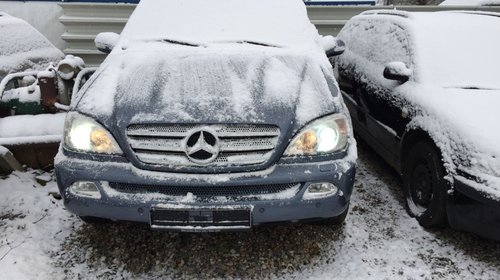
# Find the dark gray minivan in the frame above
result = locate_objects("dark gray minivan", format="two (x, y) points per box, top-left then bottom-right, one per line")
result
(55, 0), (357, 231)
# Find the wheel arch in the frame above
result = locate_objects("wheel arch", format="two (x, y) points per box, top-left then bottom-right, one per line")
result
(400, 128), (443, 174)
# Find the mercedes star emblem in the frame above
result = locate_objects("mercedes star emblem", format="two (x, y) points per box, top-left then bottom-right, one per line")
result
(184, 128), (220, 164)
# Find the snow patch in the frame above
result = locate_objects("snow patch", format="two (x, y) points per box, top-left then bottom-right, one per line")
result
(0, 113), (66, 145)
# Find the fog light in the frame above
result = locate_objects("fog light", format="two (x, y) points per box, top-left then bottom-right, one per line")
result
(69, 181), (101, 199)
(303, 182), (338, 200)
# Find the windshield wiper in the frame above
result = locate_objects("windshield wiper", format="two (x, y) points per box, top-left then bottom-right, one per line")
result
(157, 38), (202, 47)
(446, 86), (499, 91)
(237, 40), (280, 48)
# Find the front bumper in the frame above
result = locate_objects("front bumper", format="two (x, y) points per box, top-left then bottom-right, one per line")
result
(448, 176), (500, 241)
(55, 150), (356, 230)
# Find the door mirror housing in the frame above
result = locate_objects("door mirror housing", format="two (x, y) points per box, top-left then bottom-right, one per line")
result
(383, 62), (412, 83)
(95, 32), (120, 54)
(322, 36), (346, 57)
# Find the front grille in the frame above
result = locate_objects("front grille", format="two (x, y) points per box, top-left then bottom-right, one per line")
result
(107, 182), (300, 198)
(126, 124), (280, 168)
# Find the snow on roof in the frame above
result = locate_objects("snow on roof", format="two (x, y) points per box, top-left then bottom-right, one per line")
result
(347, 10), (500, 88)
(410, 12), (500, 89)
(119, 0), (321, 49)
(0, 12), (64, 80)
(440, 0), (500, 5)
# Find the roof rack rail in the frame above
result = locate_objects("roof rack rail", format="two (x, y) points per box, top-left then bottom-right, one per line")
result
(360, 9), (411, 18)
(442, 10), (500, 18)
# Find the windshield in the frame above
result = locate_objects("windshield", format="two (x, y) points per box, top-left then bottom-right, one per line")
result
(415, 13), (500, 89)
(119, 0), (320, 50)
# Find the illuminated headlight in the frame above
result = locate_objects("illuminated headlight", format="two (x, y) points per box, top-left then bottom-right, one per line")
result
(63, 112), (122, 154)
(284, 114), (349, 156)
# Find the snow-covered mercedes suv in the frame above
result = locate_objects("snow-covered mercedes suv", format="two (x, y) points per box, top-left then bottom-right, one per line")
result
(55, 0), (357, 231)
(336, 10), (500, 240)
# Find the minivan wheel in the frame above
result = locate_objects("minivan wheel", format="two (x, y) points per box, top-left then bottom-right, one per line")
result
(402, 141), (448, 228)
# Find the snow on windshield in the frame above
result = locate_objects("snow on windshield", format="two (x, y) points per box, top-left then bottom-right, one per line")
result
(413, 12), (500, 89)
(119, 0), (321, 49)
(0, 12), (63, 80)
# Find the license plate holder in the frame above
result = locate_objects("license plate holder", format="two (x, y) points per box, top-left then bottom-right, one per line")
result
(150, 204), (253, 232)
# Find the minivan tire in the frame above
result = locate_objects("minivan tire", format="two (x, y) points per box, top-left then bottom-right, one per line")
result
(402, 141), (448, 228)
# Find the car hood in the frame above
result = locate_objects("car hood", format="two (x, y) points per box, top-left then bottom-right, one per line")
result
(75, 46), (340, 133)
(403, 86), (500, 157)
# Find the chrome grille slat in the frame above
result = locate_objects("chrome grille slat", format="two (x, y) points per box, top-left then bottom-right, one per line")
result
(129, 137), (277, 153)
(127, 124), (280, 138)
(128, 137), (184, 152)
(219, 138), (276, 152)
(126, 124), (280, 168)
(135, 150), (273, 166)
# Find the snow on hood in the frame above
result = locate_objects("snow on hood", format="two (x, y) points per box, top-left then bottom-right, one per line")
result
(75, 44), (340, 129)
(403, 86), (500, 157)
(118, 0), (321, 50)
(0, 12), (64, 81)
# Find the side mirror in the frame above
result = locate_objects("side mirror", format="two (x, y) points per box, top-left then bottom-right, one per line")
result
(383, 62), (412, 83)
(322, 36), (346, 57)
(95, 32), (120, 54)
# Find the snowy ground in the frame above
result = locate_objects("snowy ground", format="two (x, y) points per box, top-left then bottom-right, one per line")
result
(1, 140), (499, 279)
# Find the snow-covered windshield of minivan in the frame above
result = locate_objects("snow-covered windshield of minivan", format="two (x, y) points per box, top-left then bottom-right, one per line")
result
(415, 13), (500, 89)
(119, 0), (320, 50)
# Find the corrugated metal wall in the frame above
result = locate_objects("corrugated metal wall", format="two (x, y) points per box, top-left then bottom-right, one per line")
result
(59, 3), (500, 66)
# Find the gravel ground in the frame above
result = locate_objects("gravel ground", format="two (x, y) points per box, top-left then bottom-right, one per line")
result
(1, 140), (500, 279)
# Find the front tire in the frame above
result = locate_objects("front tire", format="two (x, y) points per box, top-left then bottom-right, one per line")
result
(402, 141), (448, 228)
